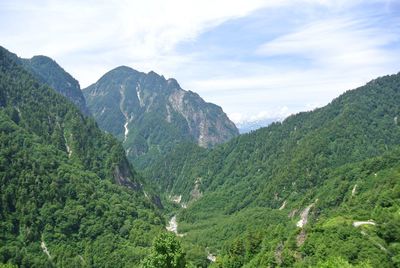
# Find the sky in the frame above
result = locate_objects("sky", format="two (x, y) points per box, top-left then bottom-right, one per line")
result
(1, 0), (400, 124)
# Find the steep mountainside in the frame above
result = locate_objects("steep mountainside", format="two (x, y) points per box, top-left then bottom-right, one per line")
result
(0, 46), (163, 267)
(146, 73), (400, 266)
(21, 55), (90, 115)
(83, 66), (238, 167)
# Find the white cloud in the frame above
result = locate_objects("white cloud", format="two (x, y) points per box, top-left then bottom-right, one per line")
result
(0, 0), (289, 86)
(185, 10), (400, 123)
(1, 0), (399, 123)
(257, 16), (399, 68)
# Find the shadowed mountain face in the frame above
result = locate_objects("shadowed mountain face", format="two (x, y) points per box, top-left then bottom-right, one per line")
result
(83, 66), (238, 167)
(21, 55), (90, 115)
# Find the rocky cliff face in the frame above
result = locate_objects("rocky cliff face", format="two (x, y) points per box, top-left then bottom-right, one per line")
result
(21, 55), (90, 115)
(83, 66), (238, 166)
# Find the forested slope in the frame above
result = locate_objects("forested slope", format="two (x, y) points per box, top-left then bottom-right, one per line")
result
(0, 46), (164, 267)
(147, 73), (400, 267)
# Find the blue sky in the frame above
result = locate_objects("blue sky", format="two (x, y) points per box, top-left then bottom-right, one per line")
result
(1, 0), (400, 123)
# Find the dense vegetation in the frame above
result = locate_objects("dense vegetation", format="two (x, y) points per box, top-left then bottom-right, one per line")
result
(144, 73), (400, 266)
(142, 232), (186, 268)
(1, 43), (400, 267)
(208, 148), (400, 267)
(0, 46), (164, 267)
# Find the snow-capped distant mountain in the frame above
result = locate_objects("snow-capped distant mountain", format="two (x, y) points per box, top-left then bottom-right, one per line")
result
(236, 118), (280, 133)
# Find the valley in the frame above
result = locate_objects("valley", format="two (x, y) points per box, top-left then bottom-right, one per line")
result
(0, 44), (399, 268)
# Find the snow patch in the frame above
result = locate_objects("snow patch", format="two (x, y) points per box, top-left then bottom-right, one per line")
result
(279, 200), (287, 210)
(296, 200), (317, 228)
(123, 121), (129, 141)
(353, 220), (376, 227)
(351, 184), (357, 196)
(295, 200), (317, 246)
(207, 251), (216, 262)
(166, 216), (185, 237)
(41, 241), (51, 259)
(64, 133), (72, 157)
(65, 143), (72, 157)
(136, 85), (144, 107)
(119, 85), (131, 142)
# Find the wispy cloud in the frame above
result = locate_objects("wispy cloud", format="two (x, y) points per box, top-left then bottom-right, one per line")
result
(1, 0), (399, 124)
(0, 0), (283, 85)
(257, 16), (399, 67)
(181, 2), (400, 123)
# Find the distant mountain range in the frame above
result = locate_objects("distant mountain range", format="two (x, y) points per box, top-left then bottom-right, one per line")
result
(236, 117), (281, 133)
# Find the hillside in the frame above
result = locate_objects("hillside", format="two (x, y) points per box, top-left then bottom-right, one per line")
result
(147, 73), (400, 266)
(83, 66), (238, 168)
(21, 55), (90, 115)
(2, 42), (399, 267)
(0, 46), (164, 267)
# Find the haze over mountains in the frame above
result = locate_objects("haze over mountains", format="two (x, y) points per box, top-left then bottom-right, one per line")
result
(236, 117), (280, 133)
(0, 44), (399, 268)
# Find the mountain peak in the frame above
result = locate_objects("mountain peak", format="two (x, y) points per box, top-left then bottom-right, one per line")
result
(20, 54), (90, 115)
(147, 70), (159, 76)
(83, 66), (239, 167)
(167, 78), (180, 89)
(30, 55), (55, 63)
(108, 65), (142, 76)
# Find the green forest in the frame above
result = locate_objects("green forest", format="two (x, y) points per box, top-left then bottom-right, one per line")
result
(0, 47), (164, 267)
(0, 43), (399, 268)
(148, 73), (400, 267)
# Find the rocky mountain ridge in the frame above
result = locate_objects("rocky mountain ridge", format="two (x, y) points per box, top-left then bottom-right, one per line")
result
(83, 66), (238, 166)
(21, 55), (90, 115)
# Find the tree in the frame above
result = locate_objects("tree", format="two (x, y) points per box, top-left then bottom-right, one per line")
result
(313, 257), (372, 268)
(142, 232), (186, 268)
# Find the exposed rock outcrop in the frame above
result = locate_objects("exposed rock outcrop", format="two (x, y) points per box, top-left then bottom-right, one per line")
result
(113, 158), (141, 191)
(83, 66), (238, 165)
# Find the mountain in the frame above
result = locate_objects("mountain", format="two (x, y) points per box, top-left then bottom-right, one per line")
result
(83, 66), (238, 167)
(2, 42), (399, 267)
(21, 55), (90, 115)
(0, 46), (164, 267)
(236, 117), (280, 133)
(147, 73), (400, 266)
